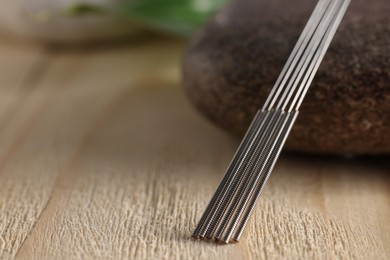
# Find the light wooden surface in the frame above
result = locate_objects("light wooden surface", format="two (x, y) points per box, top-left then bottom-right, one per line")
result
(0, 37), (389, 260)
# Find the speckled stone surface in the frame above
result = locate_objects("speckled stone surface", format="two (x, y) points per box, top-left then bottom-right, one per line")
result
(183, 0), (390, 155)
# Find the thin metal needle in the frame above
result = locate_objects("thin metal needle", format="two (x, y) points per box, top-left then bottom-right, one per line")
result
(214, 112), (286, 241)
(199, 111), (273, 238)
(291, 0), (351, 112)
(204, 111), (280, 238)
(219, 113), (291, 243)
(192, 111), (264, 238)
(232, 111), (299, 241)
(263, 0), (329, 110)
(276, 0), (340, 111)
(192, 0), (350, 244)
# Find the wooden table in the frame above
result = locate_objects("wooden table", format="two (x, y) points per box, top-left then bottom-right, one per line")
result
(0, 37), (389, 259)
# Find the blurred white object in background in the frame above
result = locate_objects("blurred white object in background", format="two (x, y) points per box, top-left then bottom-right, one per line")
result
(0, 0), (138, 43)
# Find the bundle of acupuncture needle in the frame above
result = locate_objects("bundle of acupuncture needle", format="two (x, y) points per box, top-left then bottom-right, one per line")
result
(192, 0), (351, 244)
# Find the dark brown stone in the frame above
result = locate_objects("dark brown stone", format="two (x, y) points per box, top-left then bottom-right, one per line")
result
(183, 0), (390, 155)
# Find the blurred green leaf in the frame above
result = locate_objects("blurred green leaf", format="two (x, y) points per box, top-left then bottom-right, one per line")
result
(65, 0), (227, 36)
(64, 3), (106, 16)
(121, 0), (227, 36)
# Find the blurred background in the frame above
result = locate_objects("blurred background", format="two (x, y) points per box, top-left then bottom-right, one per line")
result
(0, 0), (225, 43)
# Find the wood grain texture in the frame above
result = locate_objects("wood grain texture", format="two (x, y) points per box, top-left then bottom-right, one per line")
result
(0, 38), (389, 260)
